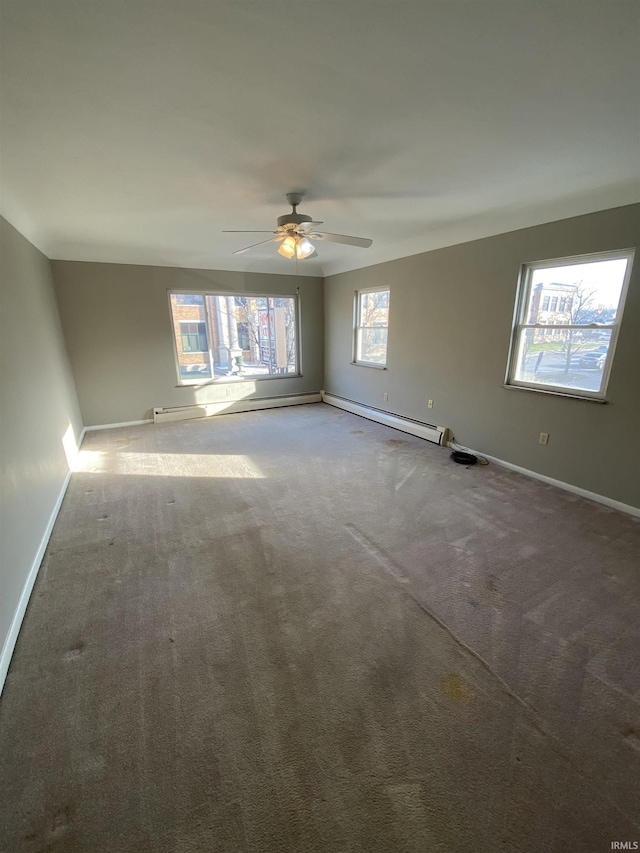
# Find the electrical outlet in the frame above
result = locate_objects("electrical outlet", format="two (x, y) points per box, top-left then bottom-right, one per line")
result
(428, 399), (434, 409)
(539, 432), (549, 445)
(226, 388), (232, 397)
(383, 392), (388, 401)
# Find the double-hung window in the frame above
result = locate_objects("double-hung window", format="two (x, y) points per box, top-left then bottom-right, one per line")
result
(169, 292), (299, 384)
(354, 287), (390, 367)
(506, 250), (634, 400)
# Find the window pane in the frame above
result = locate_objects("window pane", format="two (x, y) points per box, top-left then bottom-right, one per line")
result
(218, 296), (297, 377)
(271, 297), (298, 374)
(360, 291), (389, 326)
(232, 296), (273, 377)
(170, 294), (212, 380)
(358, 327), (388, 364)
(205, 295), (244, 378)
(514, 328), (612, 394)
(525, 258), (628, 325)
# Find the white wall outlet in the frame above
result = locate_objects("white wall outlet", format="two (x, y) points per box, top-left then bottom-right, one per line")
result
(383, 392), (388, 401)
(428, 399), (434, 409)
(226, 388), (232, 397)
(539, 432), (549, 445)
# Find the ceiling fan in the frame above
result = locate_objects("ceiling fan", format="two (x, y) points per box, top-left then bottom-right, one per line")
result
(223, 192), (373, 260)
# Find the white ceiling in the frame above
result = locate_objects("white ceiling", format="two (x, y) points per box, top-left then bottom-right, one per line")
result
(1, 1), (638, 277)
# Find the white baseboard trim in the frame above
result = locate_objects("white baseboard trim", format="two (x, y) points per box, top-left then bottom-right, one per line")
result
(154, 393), (322, 424)
(0, 427), (85, 696)
(84, 419), (154, 432)
(322, 392), (449, 446)
(454, 444), (640, 518)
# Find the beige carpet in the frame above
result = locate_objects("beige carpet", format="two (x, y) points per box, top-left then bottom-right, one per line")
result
(1, 402), (639, 852)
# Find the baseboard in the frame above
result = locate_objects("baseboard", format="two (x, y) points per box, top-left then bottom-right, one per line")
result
(0, 440), (82, 696)
(454, 445), (640, 518)
(322, 392), (449, 446)
(84, 419), (154, 432)
(153, 393), (322, 424)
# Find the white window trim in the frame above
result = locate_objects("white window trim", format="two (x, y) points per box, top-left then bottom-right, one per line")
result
(353, 285), (390, 368)
(505, 249), (635, 401)
(168, 290), (302, 386)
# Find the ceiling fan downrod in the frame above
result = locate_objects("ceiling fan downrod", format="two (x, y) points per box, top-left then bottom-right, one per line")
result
(278, 192), (312, 229)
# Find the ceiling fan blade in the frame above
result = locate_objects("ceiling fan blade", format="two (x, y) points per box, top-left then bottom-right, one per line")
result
(298, 221), (324, 232)
(310, 232), (372, 248)
(223, 230), (278, 234)
(232, 235), (284, 255)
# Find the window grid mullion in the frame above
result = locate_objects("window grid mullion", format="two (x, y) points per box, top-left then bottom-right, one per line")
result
(519, 324), (617, 331)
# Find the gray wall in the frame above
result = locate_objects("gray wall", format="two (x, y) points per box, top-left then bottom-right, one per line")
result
(0, 217), (83, 679)
(52, 263), (324, 426)
(324, 204), (640, 509)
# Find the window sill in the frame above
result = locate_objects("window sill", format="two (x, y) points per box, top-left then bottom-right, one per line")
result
(176, 373), (303, 387)
(351, 361), (387, 370)
(503, 383), (607, 403)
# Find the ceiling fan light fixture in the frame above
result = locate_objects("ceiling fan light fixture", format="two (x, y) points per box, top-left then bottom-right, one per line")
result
(296, 237), (315, 259)
(277, 235), (297, 258)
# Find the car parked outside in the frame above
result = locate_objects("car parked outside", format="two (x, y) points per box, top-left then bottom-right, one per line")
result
(579, 345), (608, 370)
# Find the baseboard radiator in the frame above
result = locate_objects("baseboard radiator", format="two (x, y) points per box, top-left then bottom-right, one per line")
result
(153, 392), (322, 424)
(322, 392), (450, 446)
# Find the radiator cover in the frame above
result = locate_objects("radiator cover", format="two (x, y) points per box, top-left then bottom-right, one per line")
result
(322, 393), (449, 446)
(153, 392), (322, 424)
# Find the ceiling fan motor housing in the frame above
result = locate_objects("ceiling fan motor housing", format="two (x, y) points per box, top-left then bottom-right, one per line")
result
(277, 212), (312, 230)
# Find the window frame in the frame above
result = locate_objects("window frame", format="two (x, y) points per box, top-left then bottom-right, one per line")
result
(353, 285), (391, 369)
(505, 249), (635, 401)
(168, 289), (302, 386)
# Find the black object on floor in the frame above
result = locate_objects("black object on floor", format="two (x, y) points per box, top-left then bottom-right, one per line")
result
(450, 450), (477, 465)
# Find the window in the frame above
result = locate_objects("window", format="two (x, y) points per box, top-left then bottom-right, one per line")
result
(506, 250), (634, 400)
(180, 321), (208, 353)
(169, 292), (298, 384)
(354, 287), (390, 367)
